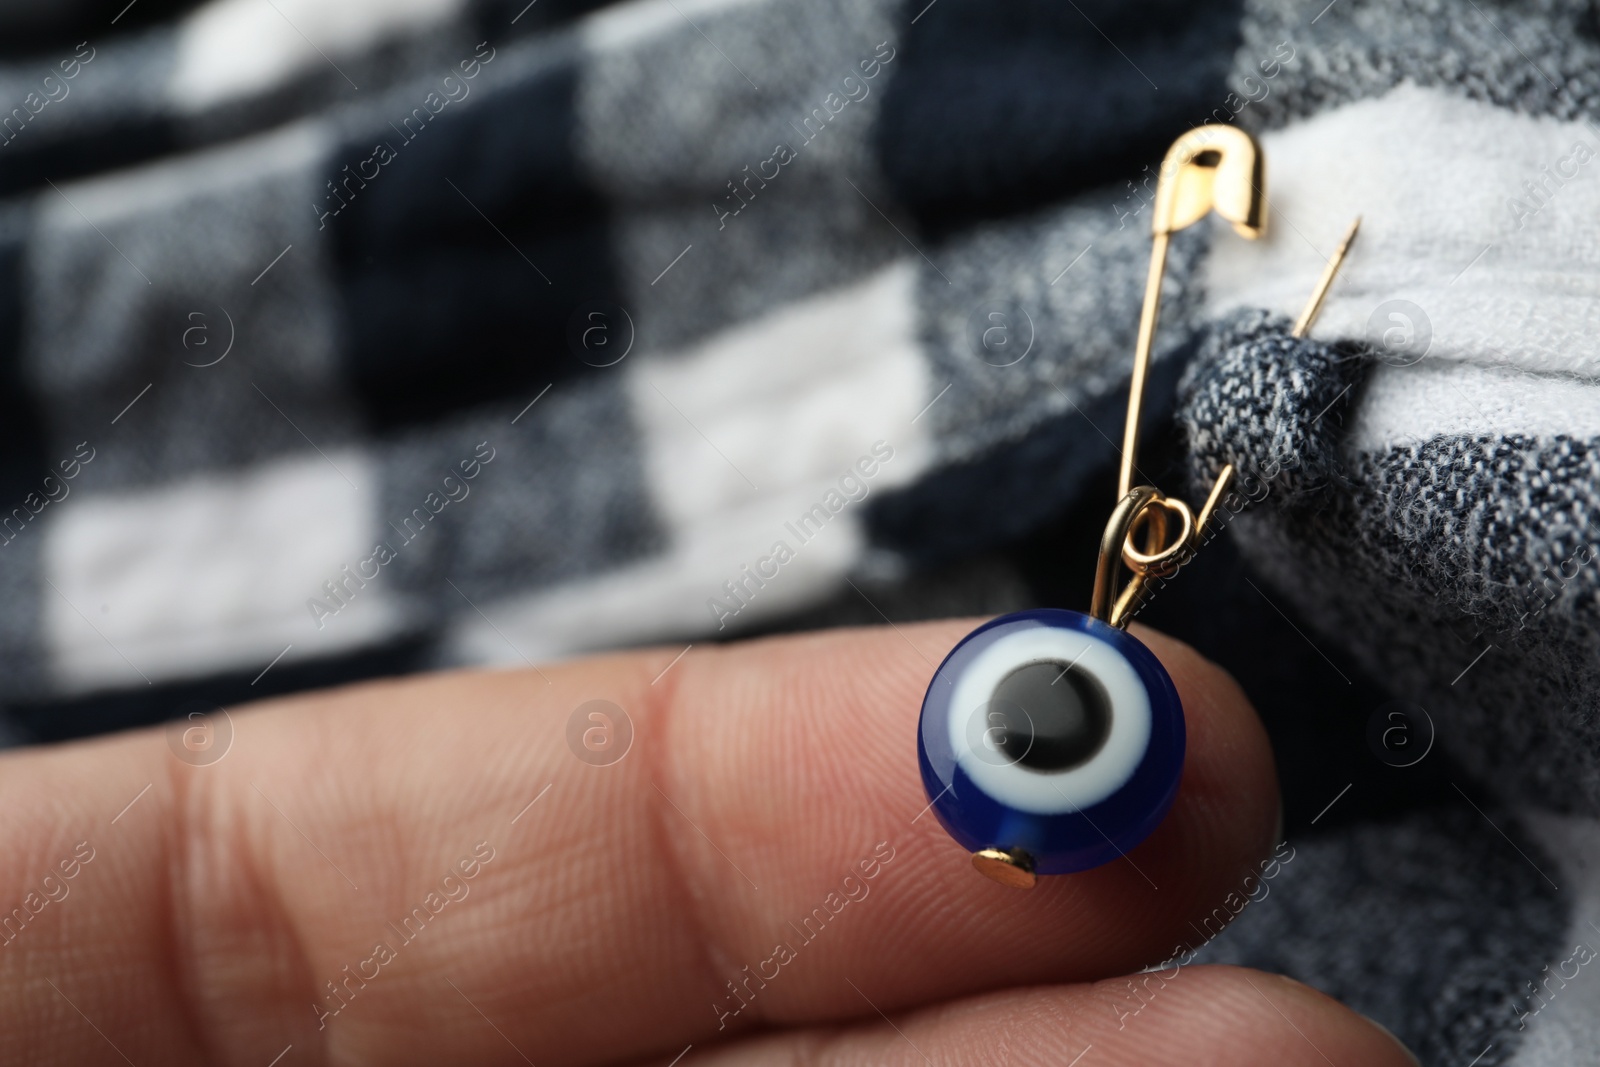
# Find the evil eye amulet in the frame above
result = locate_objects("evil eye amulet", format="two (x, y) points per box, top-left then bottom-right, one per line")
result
(917, 608), (1184, 883)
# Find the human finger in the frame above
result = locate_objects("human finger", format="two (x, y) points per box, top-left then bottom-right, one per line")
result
(0, 619), (1278, 1066)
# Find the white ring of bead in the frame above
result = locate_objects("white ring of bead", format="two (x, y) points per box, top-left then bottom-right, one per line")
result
(947, 626), (1151, 814)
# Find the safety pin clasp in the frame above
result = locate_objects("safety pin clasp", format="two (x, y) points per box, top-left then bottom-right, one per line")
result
(1151, 125), (1266, 243)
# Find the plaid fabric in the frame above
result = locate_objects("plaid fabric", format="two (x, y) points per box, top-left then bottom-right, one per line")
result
(8, 0), (1600, 1063)
(1, 0), (1235, 714)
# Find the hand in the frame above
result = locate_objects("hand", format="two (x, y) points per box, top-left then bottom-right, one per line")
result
(0, 620), (1415, 1065)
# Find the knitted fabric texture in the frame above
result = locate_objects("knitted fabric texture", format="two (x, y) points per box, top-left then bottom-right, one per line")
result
(1180, 307), (1366, 503)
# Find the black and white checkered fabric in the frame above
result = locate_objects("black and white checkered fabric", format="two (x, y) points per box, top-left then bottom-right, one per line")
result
(7, 0), (1600, 1062)
(0, 0), (1241, 725)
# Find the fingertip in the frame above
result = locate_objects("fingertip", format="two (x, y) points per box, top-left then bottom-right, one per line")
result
(658, 617), (1290, 1010)
(1192, 968), (1422, 1067)
(689, 966), (1421, 1067)
(1129, 621), (1281, 855)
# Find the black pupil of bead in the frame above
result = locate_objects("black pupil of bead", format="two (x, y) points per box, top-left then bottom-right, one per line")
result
(987, 661), (1112, 771)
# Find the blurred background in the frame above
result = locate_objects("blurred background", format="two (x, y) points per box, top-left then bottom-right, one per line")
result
(0, 0), (1437, 838)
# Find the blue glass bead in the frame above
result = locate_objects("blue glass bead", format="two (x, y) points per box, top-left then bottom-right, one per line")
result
(917, 608), (1185, 876)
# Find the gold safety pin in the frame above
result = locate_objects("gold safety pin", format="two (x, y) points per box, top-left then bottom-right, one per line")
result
(1090, 124), (1360, 628)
